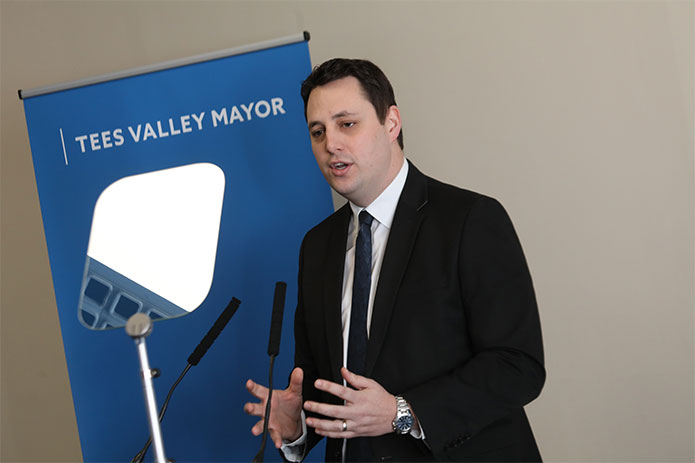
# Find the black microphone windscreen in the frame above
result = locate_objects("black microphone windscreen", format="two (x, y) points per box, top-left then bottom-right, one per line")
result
(187, 297), (241, 366)
(267, 282), (286, 356)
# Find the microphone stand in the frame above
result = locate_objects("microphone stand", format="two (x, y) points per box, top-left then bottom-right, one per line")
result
(126, 313), (167, 463)
(131, 297), (242, 463)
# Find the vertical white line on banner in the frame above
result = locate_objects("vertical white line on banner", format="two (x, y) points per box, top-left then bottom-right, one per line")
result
(59, 128), (68, 165)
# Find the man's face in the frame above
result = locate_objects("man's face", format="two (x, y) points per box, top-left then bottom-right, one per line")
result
(306, 76), (402, 207)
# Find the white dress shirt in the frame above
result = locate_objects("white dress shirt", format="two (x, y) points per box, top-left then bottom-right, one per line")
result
(340, 159), (409, 366)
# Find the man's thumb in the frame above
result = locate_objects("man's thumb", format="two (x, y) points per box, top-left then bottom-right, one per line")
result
(289, 367), (303, 394)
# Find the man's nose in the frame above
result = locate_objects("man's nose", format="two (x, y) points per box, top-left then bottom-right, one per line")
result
(325, 128), (342, 155)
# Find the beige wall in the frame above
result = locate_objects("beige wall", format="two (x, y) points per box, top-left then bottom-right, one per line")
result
(1, 1), (693, 461)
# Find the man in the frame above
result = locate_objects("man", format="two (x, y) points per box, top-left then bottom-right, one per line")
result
(245, 58), (545, 462)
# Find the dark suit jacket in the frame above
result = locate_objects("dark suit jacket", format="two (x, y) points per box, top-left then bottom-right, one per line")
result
(294, 163), (545, 462)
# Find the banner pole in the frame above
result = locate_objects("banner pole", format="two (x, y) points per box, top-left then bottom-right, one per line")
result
(19, 31), (310, 100)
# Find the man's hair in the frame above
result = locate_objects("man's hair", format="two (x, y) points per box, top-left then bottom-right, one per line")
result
(300, 58), (404, 149)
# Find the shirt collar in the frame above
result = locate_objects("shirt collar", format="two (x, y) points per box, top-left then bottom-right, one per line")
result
(349, 158), (409, 230)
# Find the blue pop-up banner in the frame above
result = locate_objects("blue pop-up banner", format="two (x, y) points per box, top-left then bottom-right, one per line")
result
(21, 34), (332, 461)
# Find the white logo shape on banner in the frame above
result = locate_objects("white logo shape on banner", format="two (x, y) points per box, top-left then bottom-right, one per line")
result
(79, 163), (225, 329)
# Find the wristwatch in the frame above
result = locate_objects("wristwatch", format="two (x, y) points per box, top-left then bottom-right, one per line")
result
(392, 395), (414, 434)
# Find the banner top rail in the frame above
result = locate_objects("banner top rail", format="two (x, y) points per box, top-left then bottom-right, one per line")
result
(18, 31), (310, 100)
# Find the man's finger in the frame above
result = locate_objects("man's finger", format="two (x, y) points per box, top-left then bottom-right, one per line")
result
(310, 417), (358, 438)
(246, 379), (269, 401)
(251, 419), (265, 436)
(341, 367), (372, 390)
(315, 428), (357, 439)
(243, 401), (265, 417)
(288, 367), (304, 395)
(314, 378), (354, 402)
(303, 400), (348, 419)
(306, 416), (350, 432)
(269, 428), (283, 449)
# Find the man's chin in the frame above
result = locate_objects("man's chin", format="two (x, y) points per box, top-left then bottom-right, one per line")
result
(327, 179), (354, 197)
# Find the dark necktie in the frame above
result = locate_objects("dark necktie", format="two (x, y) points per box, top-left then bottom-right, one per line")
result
(347, 210), (374, 376)
(346, 210), (374, 462)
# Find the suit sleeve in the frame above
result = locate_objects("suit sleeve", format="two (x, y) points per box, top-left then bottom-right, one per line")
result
(403, 196), (545, 458)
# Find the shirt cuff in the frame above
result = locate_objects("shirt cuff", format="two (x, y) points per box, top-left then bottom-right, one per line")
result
(410, 421), (425, 440)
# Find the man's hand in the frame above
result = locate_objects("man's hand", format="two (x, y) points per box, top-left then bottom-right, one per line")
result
(244, 367), (304, 448)
(303, 367), (397, 438)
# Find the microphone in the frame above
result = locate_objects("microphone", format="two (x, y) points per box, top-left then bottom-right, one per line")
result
(253, 282), (287, 463)
(267, 282), (286, 357)
(189, 297), (242, 365)
(132, 297), (242, 463)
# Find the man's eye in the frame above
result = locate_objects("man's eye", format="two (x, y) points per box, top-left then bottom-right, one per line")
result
(311, 129), (324, 138)
(342, 122), (355, 128)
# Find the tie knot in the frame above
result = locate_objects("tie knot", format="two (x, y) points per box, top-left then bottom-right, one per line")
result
(359, 210), (374, 227)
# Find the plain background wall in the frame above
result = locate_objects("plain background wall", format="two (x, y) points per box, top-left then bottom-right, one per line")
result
(1, 1), (693, 461)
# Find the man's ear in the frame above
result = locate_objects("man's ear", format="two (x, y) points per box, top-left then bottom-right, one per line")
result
(385, 105), (402, 144)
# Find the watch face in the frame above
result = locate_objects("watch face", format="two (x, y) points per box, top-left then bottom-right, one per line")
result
(395, 415), (414, 433)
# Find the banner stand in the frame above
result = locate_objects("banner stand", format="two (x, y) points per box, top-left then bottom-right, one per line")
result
(19, 31), (331, 462)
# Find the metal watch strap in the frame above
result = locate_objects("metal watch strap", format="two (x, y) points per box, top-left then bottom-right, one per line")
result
(395, 396), (408, 414)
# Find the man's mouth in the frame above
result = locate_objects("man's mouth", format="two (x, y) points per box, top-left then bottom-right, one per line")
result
(330, 162), (349, 171)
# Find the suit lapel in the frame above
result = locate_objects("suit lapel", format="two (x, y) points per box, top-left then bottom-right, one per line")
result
(323, 204), (351, 384)
(365, 163), (429, 377)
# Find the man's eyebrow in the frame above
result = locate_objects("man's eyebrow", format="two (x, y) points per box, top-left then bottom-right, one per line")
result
(332, 111), (357, 119)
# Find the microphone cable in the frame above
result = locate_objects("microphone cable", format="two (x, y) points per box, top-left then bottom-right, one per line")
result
(252, 354), (276, 463)
(252, 282), (286, 463)
(131, 364), (190, 463)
